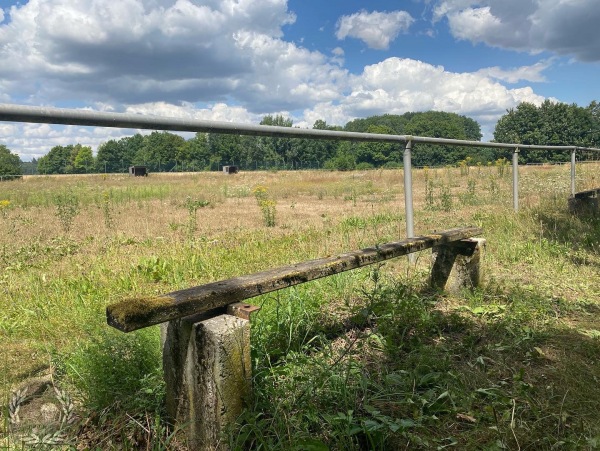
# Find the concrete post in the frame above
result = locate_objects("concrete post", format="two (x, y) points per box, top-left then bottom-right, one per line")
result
(430, 238), (486, 292)
(161, 313), (251, 450)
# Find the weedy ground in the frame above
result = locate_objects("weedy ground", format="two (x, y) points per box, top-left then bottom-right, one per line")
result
(0, 164), (599, 450)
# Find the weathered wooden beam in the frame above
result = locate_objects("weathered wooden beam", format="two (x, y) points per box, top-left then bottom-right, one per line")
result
(107, 227), (482, 332)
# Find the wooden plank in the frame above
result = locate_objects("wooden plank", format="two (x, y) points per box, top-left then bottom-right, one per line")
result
(107, 227), (482, 332)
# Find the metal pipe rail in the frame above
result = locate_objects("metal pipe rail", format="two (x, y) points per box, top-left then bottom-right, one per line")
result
(0, 103), (595, 152)
(1, 103), (599, 238)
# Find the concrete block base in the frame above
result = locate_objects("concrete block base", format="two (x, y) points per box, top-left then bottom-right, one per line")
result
(430, 238), (485, 292)
(161, 313), (251, 450)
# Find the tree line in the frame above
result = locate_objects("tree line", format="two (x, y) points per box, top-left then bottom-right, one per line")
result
(493, 100), (600, 162)
(2, 100), (599, 177)
(33, 111), (485, 174)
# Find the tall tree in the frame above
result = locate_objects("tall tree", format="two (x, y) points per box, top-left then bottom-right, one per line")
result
(258, 115), (295, 167)
(134, 132), (186, 170)
(37, 145), (72, 174)
(403, 112), (482, 166)
(96, 139), (123, 173)
(72, 145), (94, 173)
(0, 144), (23, 178)
(493, 100), (596, 163)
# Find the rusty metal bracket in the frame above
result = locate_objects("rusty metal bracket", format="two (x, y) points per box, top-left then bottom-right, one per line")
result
(227, 302), (261, 320)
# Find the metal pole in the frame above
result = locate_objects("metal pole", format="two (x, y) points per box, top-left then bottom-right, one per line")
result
(512, 148), (519, 212)
(571, 149), (576, 196)
(403, 140), (414, 239)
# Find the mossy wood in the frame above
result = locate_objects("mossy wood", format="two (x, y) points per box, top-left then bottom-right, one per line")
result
(107, 226), (482, 332)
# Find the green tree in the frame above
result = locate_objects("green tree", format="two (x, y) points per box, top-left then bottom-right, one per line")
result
(73, 145), (94, 173)
(37, 145), (72, 174)
(355, 125), (401, 167)
(258, 115), (295, 168)
(404, 112), (482, 166)
(179, 133), (210, 169)
(324, 141), (357, 171)
(134, 132), (186, 171)
(96, 139), (122, 173)
(344, 114), (412, 134)
(493, 100), (596, 163)
(0, 144), (23, 179)
(207, 133), (244, 170)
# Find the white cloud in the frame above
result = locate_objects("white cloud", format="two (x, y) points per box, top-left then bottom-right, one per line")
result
(0, 0), (299, 105)
(303, 58), (547, 138)
(476, 60), (552, 83)
(124, 102), (265, 123)
(232, 31), (347, 110)
(434, 0), (600, 61)
(336, 10), (414, 50)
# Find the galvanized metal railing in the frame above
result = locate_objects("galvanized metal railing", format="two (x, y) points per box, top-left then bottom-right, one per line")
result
(1, 103), (599, 240)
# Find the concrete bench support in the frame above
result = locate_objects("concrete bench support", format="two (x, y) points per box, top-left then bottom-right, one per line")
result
(430, 238), (486, 291)
(569, 190), (600, 215)
(161, 313), (251, 450)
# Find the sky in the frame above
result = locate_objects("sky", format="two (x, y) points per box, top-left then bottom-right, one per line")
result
(0, 0), (599, 161)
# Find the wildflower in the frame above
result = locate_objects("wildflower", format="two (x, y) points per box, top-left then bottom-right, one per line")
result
(0, 199), (10, 217)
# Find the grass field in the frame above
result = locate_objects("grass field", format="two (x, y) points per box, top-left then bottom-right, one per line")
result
(1, 164), (599, 449)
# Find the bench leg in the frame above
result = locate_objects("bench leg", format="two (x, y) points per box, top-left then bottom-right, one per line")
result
(161, 313), (251, 450)
(430, 238), (486, 292)
(568, 196), (598, 215)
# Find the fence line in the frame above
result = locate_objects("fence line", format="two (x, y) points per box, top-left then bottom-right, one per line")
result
(1, 103), (599, 240)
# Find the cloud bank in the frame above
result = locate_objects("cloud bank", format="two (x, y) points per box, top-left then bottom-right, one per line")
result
(0, 0), (577, 160)
(434, 0), (600, 62)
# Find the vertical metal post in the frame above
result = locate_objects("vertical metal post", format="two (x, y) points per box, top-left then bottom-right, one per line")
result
(571, 148), (576, 196)
(403, 140), (415, 242)
(512, 148), (519, 212)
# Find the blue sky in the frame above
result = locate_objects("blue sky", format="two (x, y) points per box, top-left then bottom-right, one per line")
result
(0, 0), (598, 161)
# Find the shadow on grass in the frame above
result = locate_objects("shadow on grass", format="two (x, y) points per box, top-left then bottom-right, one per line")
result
(535, 200), (600, 256)
(232, 279), (600, 450)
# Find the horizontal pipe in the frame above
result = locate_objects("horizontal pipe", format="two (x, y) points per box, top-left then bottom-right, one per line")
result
(1, 103), (599, 152)
(107, 226), (483, 332)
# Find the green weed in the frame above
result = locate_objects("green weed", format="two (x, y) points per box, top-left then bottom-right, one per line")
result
(53, 190), (80, 232)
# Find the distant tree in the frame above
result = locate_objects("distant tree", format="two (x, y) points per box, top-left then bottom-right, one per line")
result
(96, 139), (123, 173)
(339, 111), (483, 167)
(344, 114), (412, 134)
(258, 115), (295, 168)
(324, 141), (357, 171)
(37, 145), (72, 174)
(21, 158), (38, 175)
(403, 111), (482, 166)
(0, 144), (23, 178)
(134, 132), (186, 171)
(493, 100), (596, 163)
(355, 125), (401, 167)
(72, 145), (94, 173)
(206, 132), (248, 169)
(179, 133), (210, 169)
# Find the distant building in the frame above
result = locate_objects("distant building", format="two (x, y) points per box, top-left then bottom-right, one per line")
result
(129, 165), (148, 177)
(222, 165), (239, 174)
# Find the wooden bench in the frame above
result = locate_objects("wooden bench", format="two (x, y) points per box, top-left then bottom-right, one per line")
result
(106, 226), (485, 449)
(569, 188), (600, 215)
